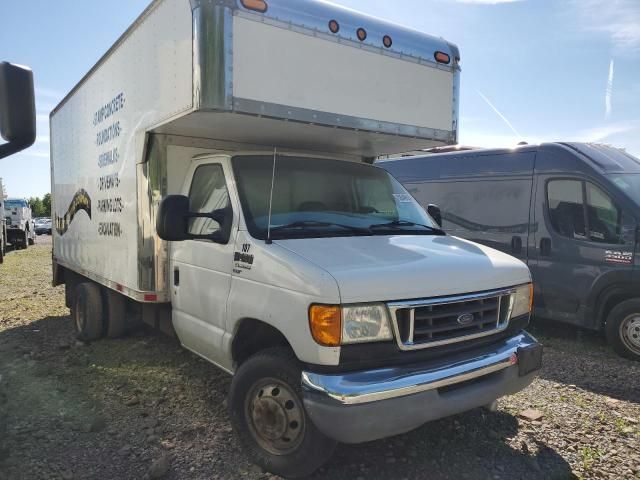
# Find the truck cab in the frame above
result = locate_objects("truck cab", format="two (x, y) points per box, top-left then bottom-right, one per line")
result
(152, 148), (540, 474)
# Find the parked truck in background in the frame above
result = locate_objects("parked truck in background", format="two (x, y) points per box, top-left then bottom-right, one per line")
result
(4, 197), (35, 249)
(50, 0), (542, 476)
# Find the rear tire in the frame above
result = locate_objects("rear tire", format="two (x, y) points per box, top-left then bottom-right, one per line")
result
(605, 299), (640, 361)
(228, 348), (336, 478)
(104, 289), (127, 338)
(73, 283), (105, 341)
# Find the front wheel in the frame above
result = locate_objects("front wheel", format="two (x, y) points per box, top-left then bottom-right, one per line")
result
(605, 299), (640, 361)
(228, 348), (337, 478)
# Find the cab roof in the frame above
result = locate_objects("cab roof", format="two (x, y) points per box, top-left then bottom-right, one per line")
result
(379, 142), (640, 175)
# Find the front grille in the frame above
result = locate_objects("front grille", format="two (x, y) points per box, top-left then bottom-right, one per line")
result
(388, 288), (515, 351)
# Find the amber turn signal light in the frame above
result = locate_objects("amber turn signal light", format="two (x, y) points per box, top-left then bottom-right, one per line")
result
(309, 305), (341, 347)
(434, 51), (451, 64)
(528, 283), (534, 313)
(241, 0), (268, 13)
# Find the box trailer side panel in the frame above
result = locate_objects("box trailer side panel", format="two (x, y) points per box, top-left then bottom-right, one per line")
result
(232, 15), (454, 132)
(50, 0), (192, 299)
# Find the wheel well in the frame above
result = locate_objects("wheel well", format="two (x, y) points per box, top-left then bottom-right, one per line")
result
(232, 319), (293, 367)
(598, 290), (639, 330)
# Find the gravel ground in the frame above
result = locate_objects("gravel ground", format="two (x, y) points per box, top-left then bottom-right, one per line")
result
(0, 242), (639, 480)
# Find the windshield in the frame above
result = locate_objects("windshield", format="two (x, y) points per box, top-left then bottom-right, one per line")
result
(609, 174), (640, 207)
(232, 155), (440, 240)
(4, 199), (27, 210)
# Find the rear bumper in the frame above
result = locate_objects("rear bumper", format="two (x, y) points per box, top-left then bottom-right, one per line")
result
(302, 331), (541, 444)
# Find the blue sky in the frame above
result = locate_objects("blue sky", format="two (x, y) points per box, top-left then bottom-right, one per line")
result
(1, 0), (639, 198)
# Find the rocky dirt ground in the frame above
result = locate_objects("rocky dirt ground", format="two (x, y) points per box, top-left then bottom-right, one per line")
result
(0, 240), (639, 480)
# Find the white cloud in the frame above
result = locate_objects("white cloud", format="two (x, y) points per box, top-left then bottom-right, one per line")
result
(605, 59), (614, 120)
(572, 0), (640, 53)
(578, 122), (638, 143)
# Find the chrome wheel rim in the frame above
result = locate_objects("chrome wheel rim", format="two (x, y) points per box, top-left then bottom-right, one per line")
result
(620, 314), (640, 355)
(246, 379), (305, 455)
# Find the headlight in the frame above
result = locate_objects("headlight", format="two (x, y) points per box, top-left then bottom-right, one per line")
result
(511, 283), (533, 318)
(309, 303), (394, 346)
(342, 304), (393, 344)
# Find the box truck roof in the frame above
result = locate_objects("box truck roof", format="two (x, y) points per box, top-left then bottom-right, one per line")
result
(51, 0), (461, 158)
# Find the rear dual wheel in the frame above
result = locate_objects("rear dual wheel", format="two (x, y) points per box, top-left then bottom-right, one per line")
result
(72, 283), (128, 341)
(228, 348), (336, 478)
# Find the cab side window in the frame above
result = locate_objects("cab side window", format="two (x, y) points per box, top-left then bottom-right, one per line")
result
(585, 183), (621, 243)
(547, 179), (622, 244)
(547, 180), (586, 240)
(188, 164), (230, 236)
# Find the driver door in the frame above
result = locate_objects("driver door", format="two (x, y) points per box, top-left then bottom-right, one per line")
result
(170, 157), (238, 367)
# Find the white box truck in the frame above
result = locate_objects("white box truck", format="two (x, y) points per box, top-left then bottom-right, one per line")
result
(50, 0), (542, 476)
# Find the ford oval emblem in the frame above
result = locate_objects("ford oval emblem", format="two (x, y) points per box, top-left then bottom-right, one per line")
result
(457, 313), (475, 325)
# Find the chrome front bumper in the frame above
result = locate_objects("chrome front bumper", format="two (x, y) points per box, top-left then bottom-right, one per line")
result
(302, 332), (541, 443)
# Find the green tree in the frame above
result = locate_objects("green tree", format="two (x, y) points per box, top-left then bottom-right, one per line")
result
(28, 197), (47, 217)
(42, 193), (51, 216)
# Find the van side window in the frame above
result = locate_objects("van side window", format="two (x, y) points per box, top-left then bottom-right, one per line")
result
(187, 164), (230, 236)
(547, 180), (622, 244)
(585, 183), (621, 243)
(547, 180), (586, 240)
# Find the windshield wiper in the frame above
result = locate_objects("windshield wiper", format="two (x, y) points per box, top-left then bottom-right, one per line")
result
(369, 220), (445, 235)
(269, 221), (371, 235)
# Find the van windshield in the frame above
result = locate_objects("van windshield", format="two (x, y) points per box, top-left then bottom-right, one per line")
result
(610, 174), (640, 207)
(232, 155), (442, 240)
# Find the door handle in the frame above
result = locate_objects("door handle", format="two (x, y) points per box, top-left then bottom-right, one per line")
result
(173, 267), (180, 286)
(540, 238), (552, 257)
(511, 236), (522, 255)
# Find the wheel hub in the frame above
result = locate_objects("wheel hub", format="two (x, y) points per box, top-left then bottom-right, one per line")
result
(247, 381), (305, 455)
(621, 314), (640, 352)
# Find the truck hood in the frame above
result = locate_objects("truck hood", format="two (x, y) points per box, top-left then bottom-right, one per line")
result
(276, 235), (530, 303)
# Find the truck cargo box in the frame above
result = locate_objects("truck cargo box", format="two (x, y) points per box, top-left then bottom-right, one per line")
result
(51, 0), (461, 301)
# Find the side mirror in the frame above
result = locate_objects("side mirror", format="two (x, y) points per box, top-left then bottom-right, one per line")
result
(0, 62), (36, 160)
(427, 204), (442, 228)
(157, 195), (230, 243)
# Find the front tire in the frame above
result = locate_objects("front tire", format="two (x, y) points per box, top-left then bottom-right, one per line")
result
(228, 348), (337, 478)
(73, 283), (105, 341)
(605, 299), (640, 361)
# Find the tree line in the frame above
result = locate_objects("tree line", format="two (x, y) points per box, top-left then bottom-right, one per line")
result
(28, 193), (51, 217)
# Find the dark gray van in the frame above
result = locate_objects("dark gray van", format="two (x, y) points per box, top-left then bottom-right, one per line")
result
(379, 143), (640, 360)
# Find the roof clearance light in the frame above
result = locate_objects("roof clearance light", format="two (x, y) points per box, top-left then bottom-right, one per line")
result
(383, 35), (393, 48)
(357, 28), (367, 42)
(434, 51), (451, 64)
(329, 19), (340, 33)
(241, 0), (268, 13)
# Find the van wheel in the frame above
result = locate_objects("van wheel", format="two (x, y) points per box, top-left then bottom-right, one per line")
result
(605, 299), (640, 361)
(73, 283), (105, 341)
(228, 348), (337, 478)
(22, 232), (28, 249)
(104, 289), (127, 338)
(28, 235), (35, 246)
